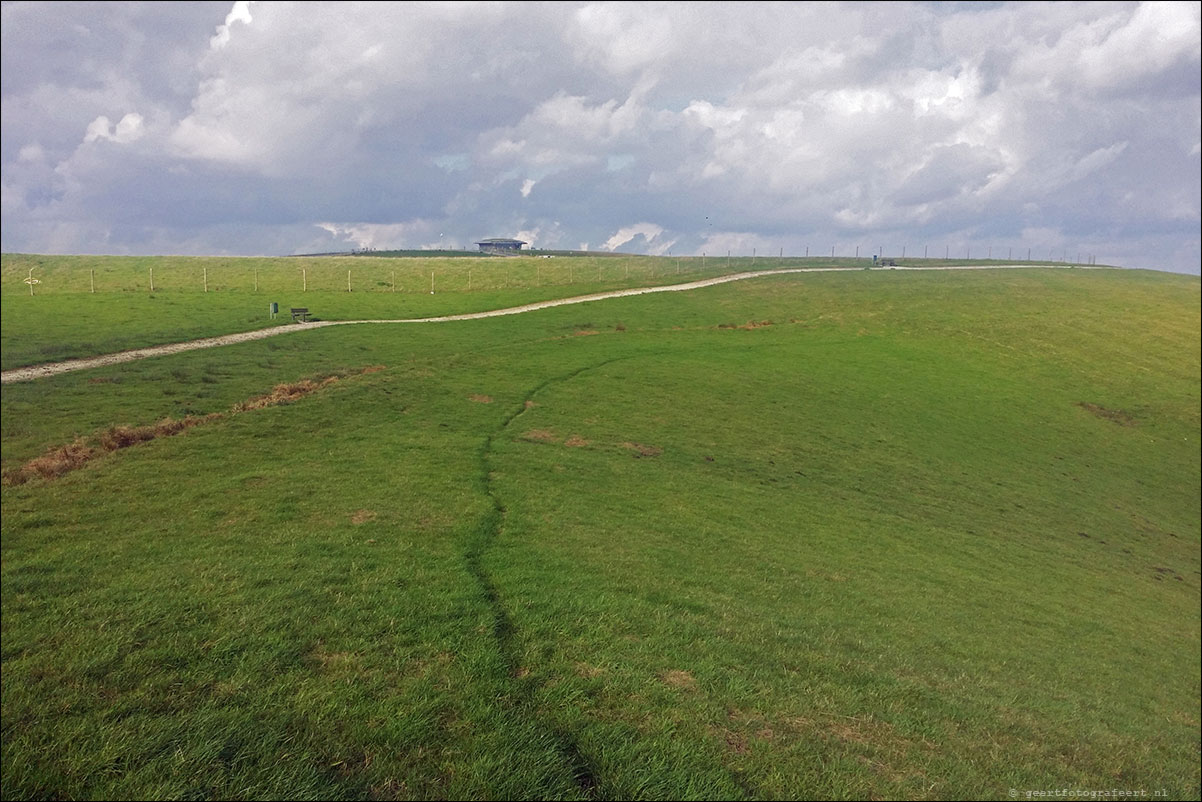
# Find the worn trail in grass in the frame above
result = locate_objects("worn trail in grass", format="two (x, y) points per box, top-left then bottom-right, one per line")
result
(2, 268), (1198, 800)
(2, 264), (1102, 383)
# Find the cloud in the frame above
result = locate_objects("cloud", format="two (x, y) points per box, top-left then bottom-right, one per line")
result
(83, 112), (145, 144)
(210, 0), (253, 49)
(1, 1), (1198, 273)
(603, 223), (664, 252)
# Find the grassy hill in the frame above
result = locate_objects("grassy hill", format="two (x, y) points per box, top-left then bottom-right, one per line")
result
(1, 263), (1198, 799)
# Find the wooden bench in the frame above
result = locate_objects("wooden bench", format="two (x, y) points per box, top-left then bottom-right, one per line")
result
(290, 307), (311, 323)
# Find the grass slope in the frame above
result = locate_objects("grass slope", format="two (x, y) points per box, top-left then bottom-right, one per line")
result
(1, 253), (1076, 371)
(2, 267), (1198, 800)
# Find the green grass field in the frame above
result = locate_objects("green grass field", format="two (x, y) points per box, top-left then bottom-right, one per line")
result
(1, 253), (1074, 371)
(2, 257), (1198, 800)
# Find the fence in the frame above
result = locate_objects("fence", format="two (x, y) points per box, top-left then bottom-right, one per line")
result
(1, 249), (1100, 297)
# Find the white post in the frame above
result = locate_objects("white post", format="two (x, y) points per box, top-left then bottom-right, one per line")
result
(254, 268), (258, 292)
(90, 269), (95, 294)
(150, 267), (154, 292)
(203, 267), (208, 293)
(27, 267), (36, 296)
(347, 270), (352, 292)
(431, 271), (435, 294)
(303, 268), (307, 292)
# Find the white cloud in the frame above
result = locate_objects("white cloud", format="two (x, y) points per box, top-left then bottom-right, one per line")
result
(316, 221), (430, 251)
(210, 1), (253, 50)
(603, 223), (663, 252)
(82, 112), (145, 144)
(1, 1), (1198, 273)
(17, 143), (44, 162)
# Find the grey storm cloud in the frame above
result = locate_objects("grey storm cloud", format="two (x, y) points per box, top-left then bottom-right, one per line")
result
(1, 0), (1199, 272)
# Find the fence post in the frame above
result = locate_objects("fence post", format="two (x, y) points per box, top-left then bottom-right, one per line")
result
(150, 267), (154, 292)
(303, 268), (307, 292)
(204, 267), (208, 293)
(91, 269), (95, 294)
(347, 269), (352, 292)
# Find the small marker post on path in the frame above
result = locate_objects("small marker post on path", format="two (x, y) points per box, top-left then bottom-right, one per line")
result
(149, 267), (154, 292)
(203, 267), (208, 293)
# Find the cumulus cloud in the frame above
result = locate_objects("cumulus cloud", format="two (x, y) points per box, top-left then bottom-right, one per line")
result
(210, 0), (253, 49)
(1, 1), (1198, 272)
(603, 223), (664, 252)
(83, 113), (145, 144)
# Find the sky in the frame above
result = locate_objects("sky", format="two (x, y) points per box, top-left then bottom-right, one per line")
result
(2, 1), (1199, 273)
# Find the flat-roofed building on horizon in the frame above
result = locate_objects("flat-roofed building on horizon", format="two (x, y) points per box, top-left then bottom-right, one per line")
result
(475, 237), (527, 254)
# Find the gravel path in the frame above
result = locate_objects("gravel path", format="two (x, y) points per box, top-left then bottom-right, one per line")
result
(1, 264), (1100, 384)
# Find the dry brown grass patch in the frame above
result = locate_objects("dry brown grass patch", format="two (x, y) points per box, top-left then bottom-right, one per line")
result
(469, 394), (494, 403)
(233, 377), (338, 411)
(350, 509), (377, 525)
(564, 435), (590, 447)
(8, 368), (380, 485)
(573, 330), (600, 336)
(1076, 401), (1137, 426)
(3, 440), (96, 485)
(522, 429), (558, 443)
(622, 442), (663, 458)
(717, 320), (775, 330)
(662, 669), (697, 690)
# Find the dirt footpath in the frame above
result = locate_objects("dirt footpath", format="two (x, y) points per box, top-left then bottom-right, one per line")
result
(0, 265), (1097, 384)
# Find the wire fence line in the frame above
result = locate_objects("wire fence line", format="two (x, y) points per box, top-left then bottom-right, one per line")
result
(1, 252), (1095, 297)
